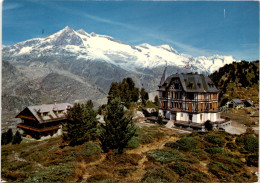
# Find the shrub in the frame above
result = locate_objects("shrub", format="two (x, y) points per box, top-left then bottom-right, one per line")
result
(2, 129), (13, 145)
(12, 131), (22, 144)
(171, 163), (190, 176)
(147, 149), (185, 163)
(205, 135), (225, 147)
(235, 136), (244, 146)
(205, 147), (227, 155)
(126, 136), (139, 148)
(246, 154), (258, 167)
(141, 167), (179, 182)
(82, 142), (101, 156)
(25, 163), (75, 182)
(87, 174), (111, 182)
(226, 142), (238, 151)
(166, 137), (198, 151)
(190, 149), (208, 161)
(244, 134), (258, 153)
(138, 134), (153, 144)
(208, 161), (235, 180)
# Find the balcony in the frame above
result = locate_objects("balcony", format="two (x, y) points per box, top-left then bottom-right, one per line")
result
(17, 123), (61, 133)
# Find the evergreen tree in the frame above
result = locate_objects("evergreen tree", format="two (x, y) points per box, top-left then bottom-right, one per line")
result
(2, 129), (13, 145)
(140, 88), (149, 105)
(99, 98), (136, 154)
(154, 95), (159, 106)
(108, 82), (120, 103)
(12, 131), (22, 144)
(1, 132), (7, 145)
(204, 120), (213, 131)
(64, 100), (98, 146)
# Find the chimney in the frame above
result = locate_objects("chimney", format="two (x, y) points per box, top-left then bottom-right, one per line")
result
(54, 100), (57, 105)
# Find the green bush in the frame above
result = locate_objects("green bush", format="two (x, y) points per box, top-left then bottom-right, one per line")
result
(141, 167), (179, 182)
(82, 141), (101, 156)
(126, 136), (139, 148)
(205, 147), (227, 155)
(246, 154), (258, 167)
(26, 163), (75, 182)
(208, 161), (235, 178)
(166, 137), (198, 151)
(147, 149), (185, 163)
(205, 135), (225, 147)
(244, 134), (258, 153)
(190, 149), (208, 161)
(138, 134), (153, 144)
(12, 131), (22, 144)
(235, 136), (244, 146)
(171, 163), (189, 176)
(225, 142), (237, 151)
(87, 174), (111, 182)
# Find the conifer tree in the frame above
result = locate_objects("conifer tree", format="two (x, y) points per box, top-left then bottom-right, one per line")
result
(140, 88), (149, 105)
(99, 98), (136, 154)
(1, 129), (13, 145)
(64, 100), (98, 146)
(154, 95), (159, 106)
(12, 131), (22, 144)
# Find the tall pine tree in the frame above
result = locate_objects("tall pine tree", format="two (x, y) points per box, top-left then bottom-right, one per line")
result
(63, 100), (98, 146)
(99, 98), (136, 154)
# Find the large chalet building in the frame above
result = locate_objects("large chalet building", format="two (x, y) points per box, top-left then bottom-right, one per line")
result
(16, 101), (72, 139)
(158, 68), (229, 130)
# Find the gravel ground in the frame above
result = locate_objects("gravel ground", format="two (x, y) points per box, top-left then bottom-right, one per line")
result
(225, 121), (249, 135)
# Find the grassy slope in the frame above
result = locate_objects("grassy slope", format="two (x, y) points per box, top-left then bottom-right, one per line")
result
(1, 125), (258, 182)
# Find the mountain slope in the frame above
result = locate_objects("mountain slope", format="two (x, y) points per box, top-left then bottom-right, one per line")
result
(2, 26), (238, 113)
(209, 60), (259, 106)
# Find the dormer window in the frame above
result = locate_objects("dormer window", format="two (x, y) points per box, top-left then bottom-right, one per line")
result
(187, 82), (193, 89)
(197, 83), (201, 88)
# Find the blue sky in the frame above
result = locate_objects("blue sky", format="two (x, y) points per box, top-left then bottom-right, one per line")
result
(2, 0), (259, 61)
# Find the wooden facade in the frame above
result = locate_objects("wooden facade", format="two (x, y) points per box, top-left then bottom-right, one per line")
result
(16, 102), (72, 139)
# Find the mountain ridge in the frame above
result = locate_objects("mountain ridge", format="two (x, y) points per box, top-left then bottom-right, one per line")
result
(2, 26), (237, 113)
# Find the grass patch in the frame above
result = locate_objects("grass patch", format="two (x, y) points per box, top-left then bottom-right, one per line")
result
(147, 149), (185, 163)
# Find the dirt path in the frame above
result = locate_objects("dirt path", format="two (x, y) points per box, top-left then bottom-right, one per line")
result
(125, 134), (180, 181)
(82, 153), (106, 181)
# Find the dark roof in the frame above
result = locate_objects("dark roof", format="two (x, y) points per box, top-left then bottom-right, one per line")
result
(16, 103), (72, 123)
(160, 72), (219, 93)
(159, 66), (167, 86)
(230, 98), (243, 104)
(245, 100), (254, 106)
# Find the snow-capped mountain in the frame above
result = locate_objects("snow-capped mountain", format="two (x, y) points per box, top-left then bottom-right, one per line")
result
(3, 26), (236, 73)
(2, 26), (237, 113)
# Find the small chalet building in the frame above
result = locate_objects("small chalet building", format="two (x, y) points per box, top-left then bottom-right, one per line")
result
(16, 101), (72, 139)
(158, 68), (228, 131)
(244, 100), (254, 107)
(227, 98), (244, 109)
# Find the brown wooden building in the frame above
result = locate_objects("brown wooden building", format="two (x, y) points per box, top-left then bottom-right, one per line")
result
(16, 102), (72, 139)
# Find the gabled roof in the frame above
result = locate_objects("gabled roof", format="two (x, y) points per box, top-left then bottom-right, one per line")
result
(230, 98), (243, 104)
(16, 103), (72, 123)
(159, 66), (167, 86)
(245, 100), (254, 106)
(159, 72), (219, 93)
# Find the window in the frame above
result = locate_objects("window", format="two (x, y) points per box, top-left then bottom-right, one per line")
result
(200, 114), (202, 121)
